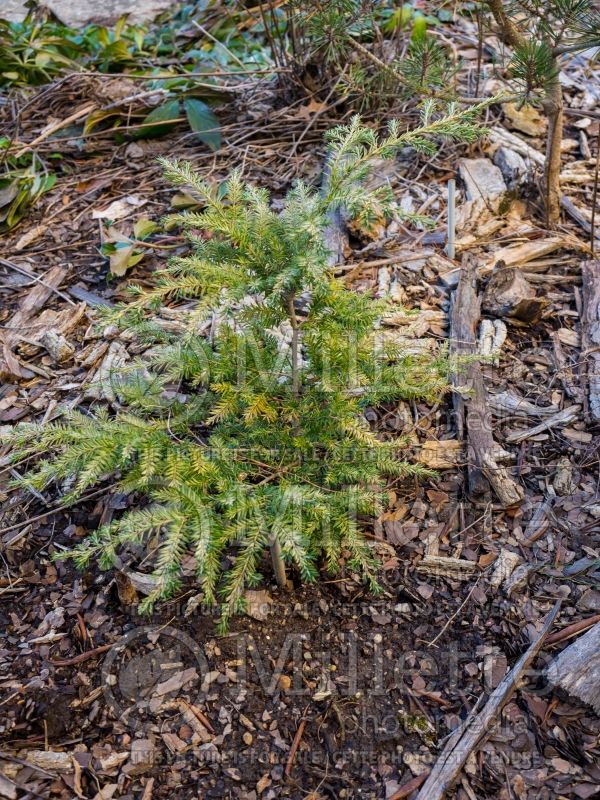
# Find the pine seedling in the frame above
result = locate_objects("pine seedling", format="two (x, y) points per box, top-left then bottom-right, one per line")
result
(5, 102), (490, 626)
(286, 1), (459, 111)
(485, 0), (600, 225)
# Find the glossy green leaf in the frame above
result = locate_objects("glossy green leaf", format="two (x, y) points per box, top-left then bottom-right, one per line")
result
(184, 98), (221, 151)
(100, 39), (131, 63)
(133, 216), (159, 239)
(135, 99), (181, 139)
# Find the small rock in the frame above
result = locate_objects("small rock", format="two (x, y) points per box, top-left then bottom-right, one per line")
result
(256, 774), (271, 795)
(125, 142), (145, 159)
(403, 751), (429, 776)
(458, 158), (507, 201)
(573, 116), (592, 129)
(493, 146), (529, 189)
(45, 0), (173, 27)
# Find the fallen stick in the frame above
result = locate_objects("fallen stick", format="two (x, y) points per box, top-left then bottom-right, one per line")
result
(389, 773), (429, 800)
(415, 601), (561, 800)
(285, 711), (308, 778)
(522, 495), (555, 545)
(561, 196), (600, 242)
(14, 103), (96, 158)
(49, 643), (113, 666)
(546, 620), (600, 713)
(552, 331), (584, 402)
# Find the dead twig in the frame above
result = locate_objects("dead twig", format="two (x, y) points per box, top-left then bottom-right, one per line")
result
(389, 773), (430, 800)
(545, 613), (600, 646)
(285, 708), (309, 779)
(13, 103), (96, 158)
(48, 643), (113, 666)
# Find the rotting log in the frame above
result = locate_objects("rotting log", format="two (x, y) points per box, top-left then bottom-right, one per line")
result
(546, 621), (600, 713)
(450, 257), (524, 507)
(581, 260), (600, 422)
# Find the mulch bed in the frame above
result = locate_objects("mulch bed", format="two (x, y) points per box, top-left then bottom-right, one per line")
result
(1, 9), (600, 799)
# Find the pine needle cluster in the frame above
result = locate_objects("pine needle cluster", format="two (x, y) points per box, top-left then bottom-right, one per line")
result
(6, 104), (489, 625)
(288, 1), (458, 110)
(494, 0), (600, 100)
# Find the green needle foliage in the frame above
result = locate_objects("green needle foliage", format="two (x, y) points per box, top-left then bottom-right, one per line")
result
(485, 0), (600, 224)
(496, 1), (600, 98)
(6, 102), (489, 626)
(285, 1), (458, 110)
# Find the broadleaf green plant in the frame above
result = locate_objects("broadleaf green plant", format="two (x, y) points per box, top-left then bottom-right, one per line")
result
(0, 146), (56, 230)
(6, 101), (490, 627)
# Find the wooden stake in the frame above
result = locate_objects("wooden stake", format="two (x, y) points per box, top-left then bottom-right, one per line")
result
(581, 260), (600, 422)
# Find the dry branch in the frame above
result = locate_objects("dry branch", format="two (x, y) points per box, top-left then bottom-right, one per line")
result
(504, 405), (581, 444)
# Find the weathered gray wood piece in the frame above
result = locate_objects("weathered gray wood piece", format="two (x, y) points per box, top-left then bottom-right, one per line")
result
(546, 621), (600, 713)
(415, 602), (561, 800)
(581, 260), (600, 421)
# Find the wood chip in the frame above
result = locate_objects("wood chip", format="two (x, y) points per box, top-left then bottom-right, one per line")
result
(416, 555), (478, 580)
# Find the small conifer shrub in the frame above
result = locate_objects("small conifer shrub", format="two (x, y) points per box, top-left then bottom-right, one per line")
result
(6, 103), (489, 625)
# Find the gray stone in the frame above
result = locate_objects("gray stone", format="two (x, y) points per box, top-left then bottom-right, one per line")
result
(493, 146), (529, 189)
(458, 157), (507, 201)
(3, 0), (174, 26)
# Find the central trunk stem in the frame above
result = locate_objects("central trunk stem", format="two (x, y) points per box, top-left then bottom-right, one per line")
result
(543, 69), (564, 228)
(269, 536), (287, 587)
